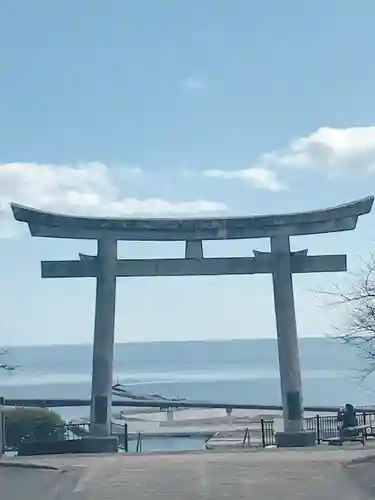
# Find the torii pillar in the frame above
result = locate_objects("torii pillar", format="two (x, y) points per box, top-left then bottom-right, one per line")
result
(90, 238), (117, 437)
(271, 236), (304, 435)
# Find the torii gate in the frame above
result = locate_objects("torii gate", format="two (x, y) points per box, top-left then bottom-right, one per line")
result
(11, 196), (374, 449)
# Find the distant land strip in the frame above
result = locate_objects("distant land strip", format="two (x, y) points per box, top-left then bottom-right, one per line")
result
(2, 398), (374, 414)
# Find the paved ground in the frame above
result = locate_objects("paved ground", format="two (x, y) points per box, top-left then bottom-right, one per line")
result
(346, 455), (375, 499)
(0, 466), (81, 500)
(2, 446), (375, 499)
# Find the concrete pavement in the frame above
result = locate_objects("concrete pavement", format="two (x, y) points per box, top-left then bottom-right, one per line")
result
(1, 446), (375, 499)
(0, 466), (81, 500)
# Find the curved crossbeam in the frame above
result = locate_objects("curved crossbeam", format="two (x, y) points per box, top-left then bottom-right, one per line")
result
(10, 196), (374, 240)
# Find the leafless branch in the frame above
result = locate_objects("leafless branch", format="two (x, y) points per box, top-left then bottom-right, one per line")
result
(318, 253), (375, 378)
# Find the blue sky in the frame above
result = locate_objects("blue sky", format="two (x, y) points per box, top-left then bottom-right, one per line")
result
(1, 0), (375, 345)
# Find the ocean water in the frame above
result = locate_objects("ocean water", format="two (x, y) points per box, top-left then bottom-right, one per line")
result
(123, 436), (208, 453)
(0, 338), (374, 419)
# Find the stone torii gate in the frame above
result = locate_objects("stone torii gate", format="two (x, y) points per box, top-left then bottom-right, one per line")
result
(11, 196), (374, 448)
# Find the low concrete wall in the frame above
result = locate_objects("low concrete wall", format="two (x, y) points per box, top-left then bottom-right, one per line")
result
(18, 436), (119, 456)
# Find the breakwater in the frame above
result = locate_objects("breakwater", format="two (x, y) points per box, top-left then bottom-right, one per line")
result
(3, 398), (374, 414)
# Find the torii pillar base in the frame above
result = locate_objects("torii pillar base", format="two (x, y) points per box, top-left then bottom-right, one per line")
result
(81, 436), (119, 454)
(275, 430), (316, 448)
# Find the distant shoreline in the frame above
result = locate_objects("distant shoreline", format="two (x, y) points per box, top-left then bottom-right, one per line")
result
(0, 336), (334, 349)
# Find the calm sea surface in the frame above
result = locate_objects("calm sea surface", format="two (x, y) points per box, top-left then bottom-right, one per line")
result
(1, 337), (373, 452)
(0, 338), (374, 419)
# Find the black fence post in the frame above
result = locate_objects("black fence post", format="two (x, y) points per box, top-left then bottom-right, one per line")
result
(124, 423), (128, 452)
(260, 419), (266, 448)
(316, 415), (321, 444)
(0, 397), (4, 455)
(271, 420), (276, 446)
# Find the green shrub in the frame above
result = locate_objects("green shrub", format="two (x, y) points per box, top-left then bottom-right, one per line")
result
(4, 407), (64, 449)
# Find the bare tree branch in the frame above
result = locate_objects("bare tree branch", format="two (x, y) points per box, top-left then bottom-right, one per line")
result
(319, 253), (375, 379)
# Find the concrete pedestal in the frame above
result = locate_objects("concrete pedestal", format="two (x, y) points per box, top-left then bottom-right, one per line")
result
(81, 436), (119, 454)
(275, 430), (316, 448)
(18, 436), (119, 456)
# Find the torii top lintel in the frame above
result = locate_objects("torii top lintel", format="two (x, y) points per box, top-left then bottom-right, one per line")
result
(10, 197), (374, 241)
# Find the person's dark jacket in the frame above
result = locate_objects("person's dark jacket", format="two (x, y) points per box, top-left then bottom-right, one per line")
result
(338, 406), (358, 428)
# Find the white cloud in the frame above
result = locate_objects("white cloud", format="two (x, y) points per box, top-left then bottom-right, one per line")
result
(202, 126), (375, 190)
(0, 162), (228, 238)
(203, 167), (287, 191)
(256, 126), (375, 175)
(182, 77), (207, 91)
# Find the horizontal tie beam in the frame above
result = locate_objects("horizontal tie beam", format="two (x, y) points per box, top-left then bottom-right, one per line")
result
(41, 254), (347, 279)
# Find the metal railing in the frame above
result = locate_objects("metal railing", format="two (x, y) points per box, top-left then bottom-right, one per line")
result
(244, 412), (375, 448)
(64, 422), (90, 440)
(305, 412), (375, 444)
(0, 416), (275, 453)
(305, 415), (338, 443)
(260, 419), (276, 447)
(207, 419), (276, 449)
(3, 411), (375, 454)
(116, 421), (129, 452)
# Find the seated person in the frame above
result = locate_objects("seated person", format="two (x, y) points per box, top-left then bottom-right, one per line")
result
(337, 403), (358, 431)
